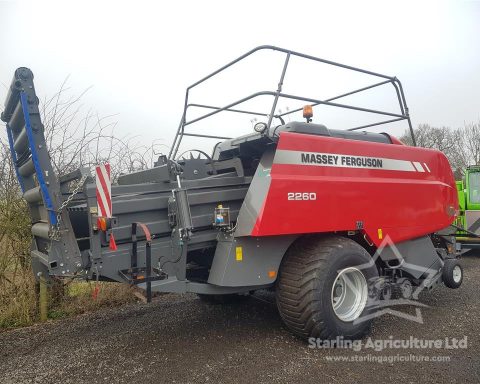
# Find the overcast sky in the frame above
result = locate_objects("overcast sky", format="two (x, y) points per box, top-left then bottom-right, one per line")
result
(1, 0), (479, 155)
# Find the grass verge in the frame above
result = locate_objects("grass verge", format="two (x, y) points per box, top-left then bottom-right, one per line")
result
(0, 272), (136, 330)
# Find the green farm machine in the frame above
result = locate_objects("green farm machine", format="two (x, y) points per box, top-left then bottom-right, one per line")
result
(455, 166), (480, 250)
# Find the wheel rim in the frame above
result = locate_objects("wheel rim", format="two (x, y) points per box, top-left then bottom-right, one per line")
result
(331, 267), (368, 322)
(453, 265), (462, 283)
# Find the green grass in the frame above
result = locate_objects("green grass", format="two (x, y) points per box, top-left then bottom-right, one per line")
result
(0, 191), (136, 331)
(0, 273), (136, 330)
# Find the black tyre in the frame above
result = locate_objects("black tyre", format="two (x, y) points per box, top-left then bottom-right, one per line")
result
(276, 235), (378, 340)
(379, 281), (393, 301)
(197, 293), (250, 304)
(398, 278), (414, 299)
(442, 259), (463, 289)
(384, 278), (413, 301)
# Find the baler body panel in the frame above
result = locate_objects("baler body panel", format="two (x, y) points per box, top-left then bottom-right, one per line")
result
(251, 132), (457, 246)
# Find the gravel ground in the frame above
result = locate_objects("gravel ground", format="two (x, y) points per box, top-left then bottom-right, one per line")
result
(1, 255), (479, 384)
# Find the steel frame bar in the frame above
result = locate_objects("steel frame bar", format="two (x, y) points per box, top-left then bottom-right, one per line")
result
(348, 117), (406, 131)
(184, 91), (406, 128)
(277, 79), (393, 118)
(168, 45), (415, 159)
(183, 132), (232, 140)
(187, 103), (269, 118)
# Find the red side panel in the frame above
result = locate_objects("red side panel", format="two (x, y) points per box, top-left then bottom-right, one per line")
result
(252, 132), (457, 247)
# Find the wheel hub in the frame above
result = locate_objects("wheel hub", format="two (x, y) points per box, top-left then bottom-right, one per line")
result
(453, 265), (462, 283)
(331, 267), (368, 322)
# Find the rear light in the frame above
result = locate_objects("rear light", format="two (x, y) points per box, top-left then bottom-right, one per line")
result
(97, 217), (108, 231)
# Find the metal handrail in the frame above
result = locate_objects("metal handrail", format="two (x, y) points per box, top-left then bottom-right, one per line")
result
(168, 45), (416, 159)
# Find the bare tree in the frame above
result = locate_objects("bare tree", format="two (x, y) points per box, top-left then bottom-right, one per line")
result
(40, 79), (156, 180)
(459, 122), (480, 166)
(0, 141), (31, 283)
(0, 79), (161, 285)
(400, 123), (480, 172)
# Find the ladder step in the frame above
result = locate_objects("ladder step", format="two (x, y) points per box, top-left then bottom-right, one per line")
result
(118, 267), (167, 285)
(31, 250), (50, 267)
(8, 102), (24, 132)
(32, 222), (50, 239)
(23, 186), (42, 204)
(13, 127), (29, 154)
(18, 158), (35, 177)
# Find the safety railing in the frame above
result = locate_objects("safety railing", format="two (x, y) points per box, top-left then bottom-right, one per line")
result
(169, 45), (416, 159)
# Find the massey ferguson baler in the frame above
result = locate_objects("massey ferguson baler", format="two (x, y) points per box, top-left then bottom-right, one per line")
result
(1, 46), (463, 340)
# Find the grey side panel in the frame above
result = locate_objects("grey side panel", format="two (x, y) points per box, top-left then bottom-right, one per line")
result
(436, 225), (457, 236)
(208, 233), (298, 287)
(138, 278), (272, 295)
(90, 230), (219, 283)
(377, 236), (442, 279)
(117, 164), (172, 185)
(105, 186), (248, 243)
(234, 147), (275, 236)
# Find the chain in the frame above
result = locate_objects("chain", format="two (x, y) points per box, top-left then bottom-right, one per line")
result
(51, 174), (88, 240)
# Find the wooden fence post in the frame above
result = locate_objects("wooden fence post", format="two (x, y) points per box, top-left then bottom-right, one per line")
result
(39, 274), (48, 322)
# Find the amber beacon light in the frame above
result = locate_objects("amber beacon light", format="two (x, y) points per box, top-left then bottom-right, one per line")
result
(303, 105), (313, 123)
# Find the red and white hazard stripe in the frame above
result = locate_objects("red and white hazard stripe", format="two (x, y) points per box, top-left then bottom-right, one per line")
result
(96, 163), (112, 218)
(411, 161), (431, 173)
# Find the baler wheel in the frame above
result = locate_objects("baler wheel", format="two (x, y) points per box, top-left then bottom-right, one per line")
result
(275, 235), (378, 340)
(442, 259), (463, 289)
